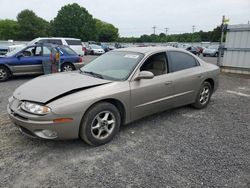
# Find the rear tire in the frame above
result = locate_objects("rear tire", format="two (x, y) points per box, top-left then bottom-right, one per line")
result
(80, 102), (121, 146)
(0, 66), (10, 82)
(61, 63), (75, 72)
(192, 81), (212, 109)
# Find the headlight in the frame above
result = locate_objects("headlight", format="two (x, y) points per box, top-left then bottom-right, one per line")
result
(21, 101), (51, 115)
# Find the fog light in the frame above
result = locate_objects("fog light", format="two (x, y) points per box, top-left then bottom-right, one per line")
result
(35, 129), (57, 139)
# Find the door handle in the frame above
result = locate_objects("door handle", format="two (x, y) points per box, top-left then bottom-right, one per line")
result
(164, 81), (173, 85)
(197, 75), (204, 78)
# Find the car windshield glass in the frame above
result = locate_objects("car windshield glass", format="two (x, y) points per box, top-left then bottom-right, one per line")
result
(80, 51), (144, 81)
(5, 46), (24, 56)
(90, 45), (102, 49)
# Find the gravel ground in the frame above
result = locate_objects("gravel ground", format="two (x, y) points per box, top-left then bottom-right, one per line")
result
(0, 56), (250, 188)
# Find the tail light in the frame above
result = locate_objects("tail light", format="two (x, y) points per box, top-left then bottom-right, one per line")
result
(79, 57), (83, 63)
(82, 47), (87, 52)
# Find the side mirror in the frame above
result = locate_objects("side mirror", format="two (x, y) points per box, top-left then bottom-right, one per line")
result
(16, 53), (23, 58)
(136, 71), (154, 80)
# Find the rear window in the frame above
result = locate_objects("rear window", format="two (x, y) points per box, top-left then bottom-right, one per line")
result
(59, 46), (77, 55)
(65, 40), (82, 45)
(168, 51), (198, 72)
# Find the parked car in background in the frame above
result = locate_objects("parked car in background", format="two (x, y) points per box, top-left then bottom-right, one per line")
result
(101, 43), (110, 52)
(28, 37), (85, 56)
(203, 45), (224, 57)
(186, 46), (199, 55)
(7, 47), (219, 145)
(0, 44), (83, 82)
(88, 44), (105, 55)
(0, 45), (8, 55)
(108, 45), (116, 50)
(196, 46), (204, 54)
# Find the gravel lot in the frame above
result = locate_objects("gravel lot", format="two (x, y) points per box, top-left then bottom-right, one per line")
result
(0, 56), (250, 188)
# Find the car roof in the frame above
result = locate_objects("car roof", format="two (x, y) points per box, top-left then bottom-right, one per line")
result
(113, 46), (180, 55)
(36, 37), (81, 40)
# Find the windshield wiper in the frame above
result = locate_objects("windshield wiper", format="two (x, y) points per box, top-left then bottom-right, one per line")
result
(82, 71), (104, 79)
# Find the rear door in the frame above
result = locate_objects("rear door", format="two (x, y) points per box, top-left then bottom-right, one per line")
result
(167, 51), (205, 106)
(130, 52), (175, 121)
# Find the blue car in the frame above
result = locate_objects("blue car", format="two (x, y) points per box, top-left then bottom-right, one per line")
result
(0, 44), (84, 82)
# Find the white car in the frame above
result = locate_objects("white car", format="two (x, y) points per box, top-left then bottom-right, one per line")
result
(28, 37), (85, 56)
(89, 44), (105, 55)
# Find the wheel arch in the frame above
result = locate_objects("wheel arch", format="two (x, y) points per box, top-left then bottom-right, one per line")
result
(204, 78), (214, 92)
(84, 98), (126, 125)
(0, 64), (12, 75)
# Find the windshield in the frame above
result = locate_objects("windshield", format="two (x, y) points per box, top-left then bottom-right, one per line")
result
(80, 51), (144, 81)
(90, 45), (102, 49)
(5, 46), (24, 56)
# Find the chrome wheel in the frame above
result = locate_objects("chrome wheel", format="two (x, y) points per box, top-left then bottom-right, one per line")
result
(0, 68), (7, 81)
(199, 86), (210, 105)
(62, 64), (74, 72)
(91, 111), (115, 140)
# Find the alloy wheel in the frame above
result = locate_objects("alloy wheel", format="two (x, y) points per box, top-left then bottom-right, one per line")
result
(0, 68), (7, 81)
(91, 111), (115, 140)
(63, 65), (73, 72)
(199, 86), (210, 105)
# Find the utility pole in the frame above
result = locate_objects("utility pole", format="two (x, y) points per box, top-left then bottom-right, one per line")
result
(165, 27), (169, 35)
(152, 26), (156, 35)
(191, 25), (195, 46)
(217, 15), (225, 66)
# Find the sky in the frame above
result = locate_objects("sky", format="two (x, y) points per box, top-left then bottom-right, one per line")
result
(0, 0), (249, 37)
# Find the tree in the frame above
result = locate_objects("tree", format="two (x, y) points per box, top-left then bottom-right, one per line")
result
(52, 3), (97, 41)
(95, 19), (119, 42)
(17, 9), (50, 40)
(0, 19), (19, 40)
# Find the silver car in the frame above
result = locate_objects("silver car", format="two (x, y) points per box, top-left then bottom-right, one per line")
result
(8, 47), (219, 146)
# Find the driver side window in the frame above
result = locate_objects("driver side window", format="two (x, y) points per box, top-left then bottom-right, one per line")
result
(140, 52), (167, 76)
(22, 46), (42, 57)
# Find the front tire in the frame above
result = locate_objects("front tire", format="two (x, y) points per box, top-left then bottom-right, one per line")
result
(0, 66), (10, 82)
(80, 102), (121, 146)
(192, 81), (212, 109)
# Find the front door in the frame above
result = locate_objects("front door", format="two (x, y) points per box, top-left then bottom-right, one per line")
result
(130, 52), (175, 121)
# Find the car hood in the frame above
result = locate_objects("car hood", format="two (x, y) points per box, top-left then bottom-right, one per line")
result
(13, 72), (112, 103)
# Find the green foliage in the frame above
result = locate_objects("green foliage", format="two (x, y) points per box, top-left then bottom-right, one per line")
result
(0, 19), (19, 40)
(95, 19), (119, 42)
(51, 3), (97, 41)
(120, 26), (222, 43)
(0, 3), (223, 43)
(17, 9), (50, 40)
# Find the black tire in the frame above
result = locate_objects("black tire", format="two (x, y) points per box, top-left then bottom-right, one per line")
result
(203, 54), (206, 57)
(61, 63), (75, 72)
(80, 102), (121, 146)
(214, 52), (218, 57)
(0, 66), (10, 82)
(192, 81), (212, 109)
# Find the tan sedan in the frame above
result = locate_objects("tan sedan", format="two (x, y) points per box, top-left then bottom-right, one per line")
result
(8, 47), (219, 146)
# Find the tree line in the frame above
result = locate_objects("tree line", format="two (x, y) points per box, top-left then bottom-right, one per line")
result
(119, 26), (222, 43)
(0, 3), (221, 43)
(0, 3), (119, 42)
